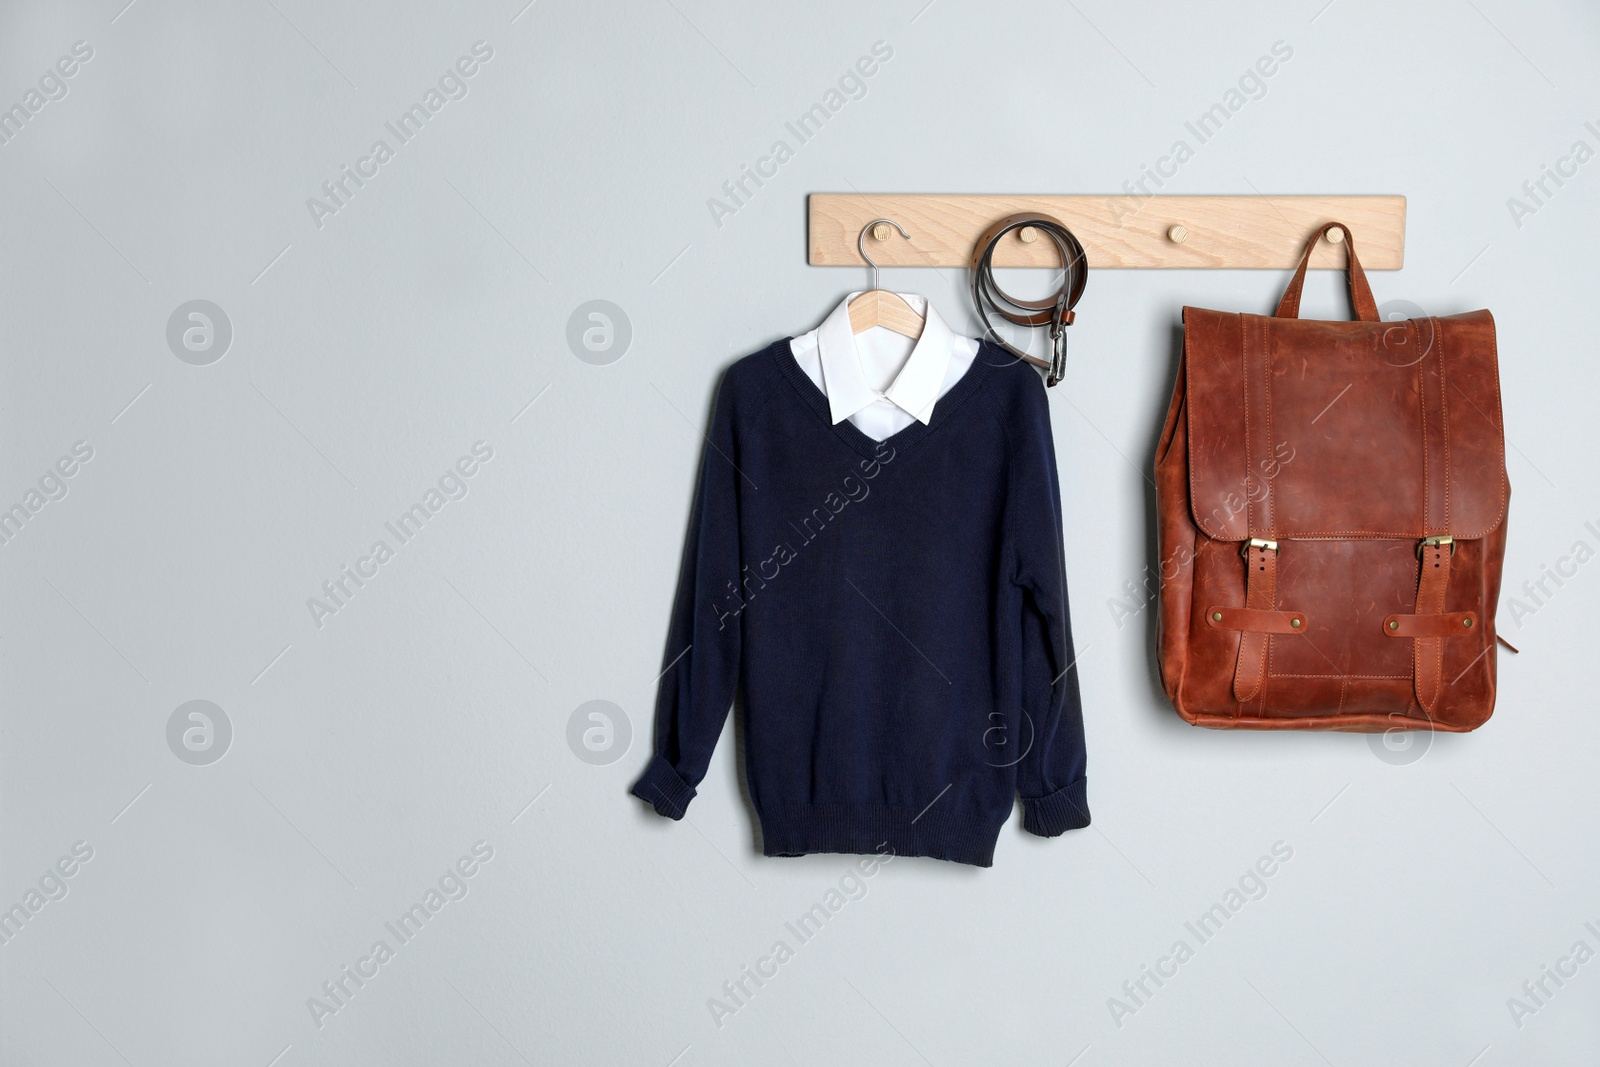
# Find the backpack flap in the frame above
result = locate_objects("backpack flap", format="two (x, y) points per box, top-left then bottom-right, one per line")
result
(1181, 306), (1508, 544)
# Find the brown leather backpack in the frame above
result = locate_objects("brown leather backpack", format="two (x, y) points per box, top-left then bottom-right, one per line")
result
(1154, 222), (1509, 730)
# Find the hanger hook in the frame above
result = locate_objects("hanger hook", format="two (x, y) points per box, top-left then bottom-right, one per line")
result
(857, 218), (909, 292)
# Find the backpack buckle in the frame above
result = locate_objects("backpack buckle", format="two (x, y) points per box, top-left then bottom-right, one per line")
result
(1242, 537), (1278, 558)
(1417, 535), (1455, 558)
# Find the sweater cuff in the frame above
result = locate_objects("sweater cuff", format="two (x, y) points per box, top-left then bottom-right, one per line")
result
(631, 755), (697, 820)
(1022, 777), (1090, 837)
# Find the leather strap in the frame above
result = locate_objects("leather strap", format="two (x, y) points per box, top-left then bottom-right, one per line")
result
(1233, 312), (1281, 707)
(1209, 606), (1304, 634)
(1413, 540), (1452, 714)
(1410, 317), (1454, 715)
(1384, 611), (1476, 638)
(969, 214), (1087, 386)
(1233, 541), (1279, 704)
(1274, 222), (1380, 323)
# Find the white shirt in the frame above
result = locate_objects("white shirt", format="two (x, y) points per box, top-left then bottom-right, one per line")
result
(790, 293), (980, 442)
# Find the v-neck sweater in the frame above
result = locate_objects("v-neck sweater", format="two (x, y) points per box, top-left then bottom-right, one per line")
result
(631, 339), (1090, 867)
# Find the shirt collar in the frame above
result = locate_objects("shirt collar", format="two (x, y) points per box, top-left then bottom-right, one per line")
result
(814, 292), (957, 427)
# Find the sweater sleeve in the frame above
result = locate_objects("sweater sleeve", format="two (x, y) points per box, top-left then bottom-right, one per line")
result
(630, 373), (744, 819)
(1007, 377), (1091, 836)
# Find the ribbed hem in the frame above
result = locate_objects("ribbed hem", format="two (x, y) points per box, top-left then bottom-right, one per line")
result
(758, 805), (1007, 868)
(630, 755), (696, 819)
(1022, 777), (1090, 837)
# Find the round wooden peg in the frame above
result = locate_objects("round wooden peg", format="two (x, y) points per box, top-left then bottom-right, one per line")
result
(1018, 226), (1038, 244)
(1326, 225), (1346, 244)
(870, 222), (891, 241)
(1167, 224), (1189, 244)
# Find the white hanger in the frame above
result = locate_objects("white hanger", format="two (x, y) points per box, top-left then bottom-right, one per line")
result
(847, 219), (925, 339)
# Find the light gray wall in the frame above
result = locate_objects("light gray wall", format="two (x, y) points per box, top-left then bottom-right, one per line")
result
(2, 0), (1597, 1063)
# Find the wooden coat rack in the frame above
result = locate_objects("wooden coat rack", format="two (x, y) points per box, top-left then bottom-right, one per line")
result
(808, 194), (1406, 270)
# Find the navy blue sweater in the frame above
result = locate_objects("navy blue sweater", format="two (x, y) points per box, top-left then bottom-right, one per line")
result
(631, 339), (1089, 866)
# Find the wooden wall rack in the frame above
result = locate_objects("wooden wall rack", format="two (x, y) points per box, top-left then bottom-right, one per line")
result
(808, 194), (1406, 270)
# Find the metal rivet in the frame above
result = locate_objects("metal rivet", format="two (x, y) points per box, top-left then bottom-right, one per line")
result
(1463, 617), (1473, 627)
(1388, 619), (1399, 630)
(1018, 226), (1038, 244)
(1212, 612), (1223, 622)
(1168, 224), (1189, 244)
(1290, 618), (1302, 628)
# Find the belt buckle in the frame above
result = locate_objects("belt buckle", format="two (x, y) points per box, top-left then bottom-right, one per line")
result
(1047, 329), (1067, 386)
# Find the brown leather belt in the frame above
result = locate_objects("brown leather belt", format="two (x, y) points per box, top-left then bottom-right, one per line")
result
(968, 213), (1087, 386)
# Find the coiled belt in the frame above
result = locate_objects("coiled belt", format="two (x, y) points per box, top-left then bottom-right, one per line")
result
(968, 213), (1087, 386)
